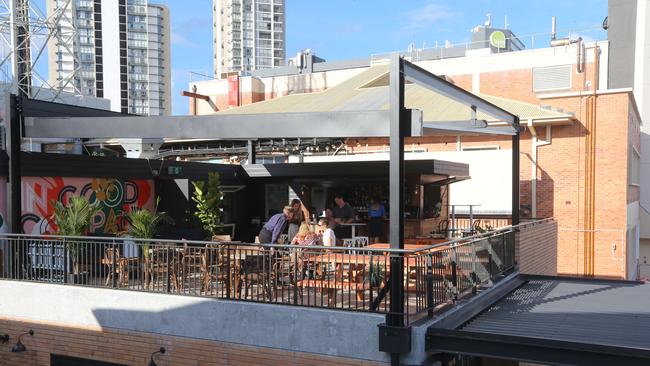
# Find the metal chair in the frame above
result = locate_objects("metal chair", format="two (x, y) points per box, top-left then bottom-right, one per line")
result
(353, 236), (369, 247)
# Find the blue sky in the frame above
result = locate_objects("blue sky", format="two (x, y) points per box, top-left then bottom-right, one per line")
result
(168, 0), (608, 115)
(34, 0), (607, 115)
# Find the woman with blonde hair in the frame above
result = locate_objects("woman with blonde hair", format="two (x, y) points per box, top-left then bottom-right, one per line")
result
(291, 222), (319, 245)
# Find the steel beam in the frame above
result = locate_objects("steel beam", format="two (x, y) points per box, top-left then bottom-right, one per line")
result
(402, 60), (517, 129)
(24, 110), (424, 139)
(422, 120), (518, 136)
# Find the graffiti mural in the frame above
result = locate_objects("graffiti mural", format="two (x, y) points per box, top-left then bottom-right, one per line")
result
(19, 177), (155, 235)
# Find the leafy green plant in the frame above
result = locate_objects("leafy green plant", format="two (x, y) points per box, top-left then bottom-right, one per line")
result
(51, 196), (97, 273)
(191, 172), (224, 239)
(367, 258), (385, 288)
(122, 203), (173, 259)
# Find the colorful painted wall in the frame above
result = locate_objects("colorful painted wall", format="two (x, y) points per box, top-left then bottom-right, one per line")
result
(0, 177), (155, 235)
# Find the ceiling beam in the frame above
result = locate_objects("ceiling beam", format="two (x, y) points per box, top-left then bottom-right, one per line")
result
(24, 110), (424, 139)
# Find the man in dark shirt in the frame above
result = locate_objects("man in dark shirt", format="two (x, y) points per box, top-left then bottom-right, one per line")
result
(259, 206), (293, 244)
(332, 194), (356, 239)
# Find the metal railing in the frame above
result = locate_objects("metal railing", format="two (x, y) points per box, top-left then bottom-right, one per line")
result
(0, 224), (526, 323)
(369, 25), (605, 65)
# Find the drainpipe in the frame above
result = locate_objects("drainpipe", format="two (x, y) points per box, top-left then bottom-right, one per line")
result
(528, 119), (552, 218)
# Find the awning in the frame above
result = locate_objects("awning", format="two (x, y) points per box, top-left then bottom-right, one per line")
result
(242, 159), (469, 182)
(426, 274), (650, 366)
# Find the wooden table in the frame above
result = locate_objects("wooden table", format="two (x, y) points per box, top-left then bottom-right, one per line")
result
(403, 238), (450, 245)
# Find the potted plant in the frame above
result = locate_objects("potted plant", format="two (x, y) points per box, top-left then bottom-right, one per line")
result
(367, 258), (385, 289)
(191, 172), (224, 240)
(51, 196), (97, 284)
(122, 202), (173, 288)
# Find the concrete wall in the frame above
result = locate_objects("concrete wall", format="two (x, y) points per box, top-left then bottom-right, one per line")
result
(608, 0), (638, 89)
(0, 281), (390, 363)
(640, 238), (650, 279)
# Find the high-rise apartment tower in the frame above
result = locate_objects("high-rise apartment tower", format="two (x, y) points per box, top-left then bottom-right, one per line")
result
(47, 0), (172, 115)
(213, 0), (285, 78)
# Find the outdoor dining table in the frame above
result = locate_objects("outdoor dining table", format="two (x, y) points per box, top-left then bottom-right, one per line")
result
(301, 251), (387, 307)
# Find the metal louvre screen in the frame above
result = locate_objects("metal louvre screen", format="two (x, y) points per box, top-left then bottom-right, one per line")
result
(533, 65), (572, 92)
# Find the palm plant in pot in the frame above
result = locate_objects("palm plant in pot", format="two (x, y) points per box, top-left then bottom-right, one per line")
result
(122, 202), (173, 288)
(51, 196), (97, 284)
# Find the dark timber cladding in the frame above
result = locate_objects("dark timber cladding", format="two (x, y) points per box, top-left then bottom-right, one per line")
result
(426, 275), (650, 366)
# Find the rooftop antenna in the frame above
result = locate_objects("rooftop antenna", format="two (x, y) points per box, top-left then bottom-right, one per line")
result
(485, 13), (492, 28)
(504, 14), (509, 29)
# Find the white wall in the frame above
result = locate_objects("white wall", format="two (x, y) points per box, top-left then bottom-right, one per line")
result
(101, 0), (122, 112)
(635, 0), (650, 239)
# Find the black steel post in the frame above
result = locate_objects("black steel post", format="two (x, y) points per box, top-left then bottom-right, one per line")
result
(426, 268), (434, 318)
(8, 95), (22, 235)
(512, 117), (520, 226)
(247, 140), (255, 164)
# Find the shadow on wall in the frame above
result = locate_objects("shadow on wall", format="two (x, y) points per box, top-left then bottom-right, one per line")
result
(521, 150), (555, 220)
(90, 296), (387, 363)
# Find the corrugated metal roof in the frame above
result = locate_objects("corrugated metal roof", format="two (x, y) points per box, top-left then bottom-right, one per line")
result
(460, 278), (650, 350)
(216, 66), (571, 122)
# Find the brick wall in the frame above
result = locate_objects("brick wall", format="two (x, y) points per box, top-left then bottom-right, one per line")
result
(516, 219), (558, 276)
(0, 317), (386, 366)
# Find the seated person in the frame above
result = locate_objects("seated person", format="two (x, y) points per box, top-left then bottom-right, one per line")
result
(291, 223), (319, 246)
(317, 218), (336, 247)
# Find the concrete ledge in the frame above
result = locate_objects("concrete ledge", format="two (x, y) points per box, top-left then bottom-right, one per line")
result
(0, 280), (389, 363)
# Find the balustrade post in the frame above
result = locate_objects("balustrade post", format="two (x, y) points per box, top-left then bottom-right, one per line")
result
(112, 240), (117, 288)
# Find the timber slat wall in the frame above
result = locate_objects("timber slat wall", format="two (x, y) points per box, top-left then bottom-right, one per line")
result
(0, 317), (387, 366)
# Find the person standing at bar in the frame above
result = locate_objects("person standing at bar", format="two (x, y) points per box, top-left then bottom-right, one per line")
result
(259, 206), (293, 244)
(332, 194), (355, 241)
(288, 198), (310, 242)
(367, 196), (386, 243)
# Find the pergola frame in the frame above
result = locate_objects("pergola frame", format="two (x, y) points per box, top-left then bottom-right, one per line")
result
(8, 55), (519, 365)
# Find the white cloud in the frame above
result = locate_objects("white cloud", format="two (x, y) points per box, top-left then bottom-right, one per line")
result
(171, 30), (199, 48)
(400, 1), (457, 34)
